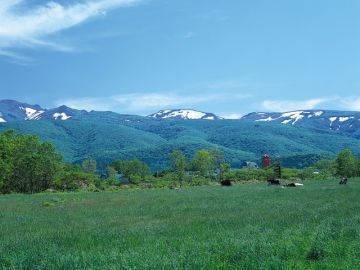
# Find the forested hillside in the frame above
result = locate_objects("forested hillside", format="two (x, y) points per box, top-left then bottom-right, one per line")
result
(1, 117), (360, 171)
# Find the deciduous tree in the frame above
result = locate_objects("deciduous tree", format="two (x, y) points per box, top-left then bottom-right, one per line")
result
(336, 149), (356, 177)
(170, 150), (188, 183)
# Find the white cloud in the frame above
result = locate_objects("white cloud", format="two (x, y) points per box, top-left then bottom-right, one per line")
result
(339, 97), (360, 111)
(113, 93), (225, 112)
(56, 97), (116, 112)
(0, 0), (140, 62)
(56, 94), (360, 117)
(221, 113), (243, 119)
(259, 96), (360, 112)
(57, 93), (222, 114)
(260, 98), (328, 112)
(56, 92), (250, 115)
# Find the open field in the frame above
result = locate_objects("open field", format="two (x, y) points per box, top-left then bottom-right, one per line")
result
(1, 180), (360, 269)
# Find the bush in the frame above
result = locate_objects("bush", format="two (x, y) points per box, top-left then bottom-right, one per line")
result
(54, 165), (99, 191)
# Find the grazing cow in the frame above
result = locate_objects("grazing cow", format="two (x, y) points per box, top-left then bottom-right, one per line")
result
(220, 180), (232, 186)
(267, 179), (281, 185)
(339, 177), (348, 185)
(283, 182), (303, 187)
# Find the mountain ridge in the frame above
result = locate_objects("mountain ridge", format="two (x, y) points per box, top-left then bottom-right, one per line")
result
(1, 99), (359, 138)
(1, 99), (360, 170)
(241, 110), (360, 136)
(2, 99), (359, 123)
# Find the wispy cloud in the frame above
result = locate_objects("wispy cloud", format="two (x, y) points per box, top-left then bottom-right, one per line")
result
(259, 96), (360, 112)
(221, 113), (243, 120)
(56, 94), (360, 117)
(339, 97), (360, 111)
(0, 0), (140, 63)
(260, 98), (329, 112)
(56, 92), (250, 115)
(113, 93), (216, 111)
(183, 31), (196, 39)
(198, 10), (229, 22)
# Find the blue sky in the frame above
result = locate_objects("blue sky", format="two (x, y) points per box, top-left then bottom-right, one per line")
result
(0, 0), (359, 118)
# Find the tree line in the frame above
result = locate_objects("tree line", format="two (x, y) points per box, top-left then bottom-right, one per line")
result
(0, 130), (359, 194)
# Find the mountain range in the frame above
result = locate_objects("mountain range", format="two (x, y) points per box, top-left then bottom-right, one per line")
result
(242, 110), (360, 137)
(0, 99), (359, 170)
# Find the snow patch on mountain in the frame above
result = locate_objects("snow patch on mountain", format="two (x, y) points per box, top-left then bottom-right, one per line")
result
(242, 110), (360, 133)
(281, 119), (292, 124)
(149, 109), (222, 120)
(168, 110), (206, 119)
(20, 107), (45, 120)
(0, 114), (6, 122)
(314, 111), (324, 116)
(53, 112), (71, 120)
(256, 116), (275, 122)
(250, 110), (332, 124)
(339, 116), (354, 122)
(281, 111), (305, 125)
(0, 112), (5, 122)
(329, 117), (337, 126)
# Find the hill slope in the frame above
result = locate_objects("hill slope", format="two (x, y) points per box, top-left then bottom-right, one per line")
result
(1, 117), (360, 170)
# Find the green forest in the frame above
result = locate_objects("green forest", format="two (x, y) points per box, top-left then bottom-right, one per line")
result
(2, 118), (360, 172)
(1, 130), (359, 194)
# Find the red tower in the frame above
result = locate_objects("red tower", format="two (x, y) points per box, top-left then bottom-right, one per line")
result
(262, 154), (271, 168)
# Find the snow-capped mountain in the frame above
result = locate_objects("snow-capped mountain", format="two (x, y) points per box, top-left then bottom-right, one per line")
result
(148, 109), (223, 120)
(0, 100), (45, 122)
(40, 105), (86, 121)
(0, 100), (84, 122)
(241, 110), (360, 133)
(1, 100), (359, 137)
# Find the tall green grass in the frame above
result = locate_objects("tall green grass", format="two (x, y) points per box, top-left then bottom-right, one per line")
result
(1, 180), (360, 269)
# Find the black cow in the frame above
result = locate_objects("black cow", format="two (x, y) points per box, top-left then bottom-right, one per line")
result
(267, 179), (281, 185)
(221, 180), (232, 186)
(339, 177), (348, 185)
(284, 183), (296, 187)
(283, 182), (304, 187)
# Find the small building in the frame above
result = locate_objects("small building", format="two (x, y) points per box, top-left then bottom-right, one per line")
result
(262, 154), (271, 168)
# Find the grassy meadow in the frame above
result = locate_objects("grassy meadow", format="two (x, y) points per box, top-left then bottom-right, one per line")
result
(1, 180), (360, 269)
